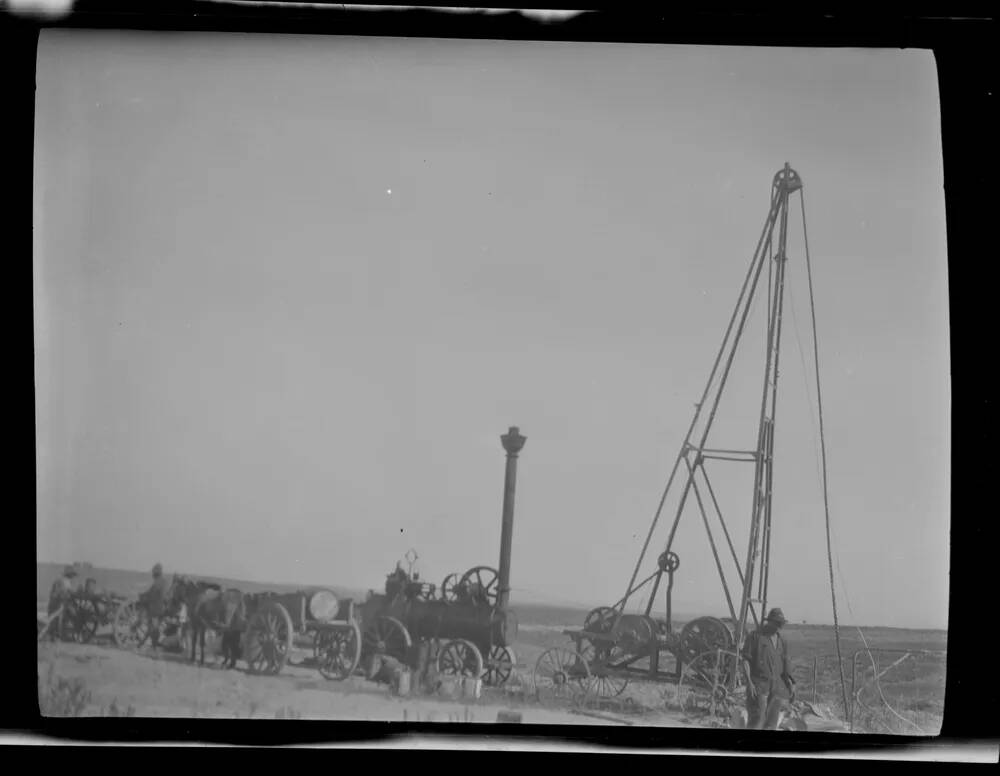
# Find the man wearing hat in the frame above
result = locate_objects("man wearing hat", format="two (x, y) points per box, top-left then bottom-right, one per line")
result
(142, 563), (171, 649)
(47, 566), (79, 641)
(741, 607), (796, 730)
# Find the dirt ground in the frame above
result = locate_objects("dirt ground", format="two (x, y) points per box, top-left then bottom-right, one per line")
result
(37, 609), (855, 731)
(37, 639), (699, 726)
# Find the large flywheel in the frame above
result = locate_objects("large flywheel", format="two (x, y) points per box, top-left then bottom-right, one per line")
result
(677, 616), (733, 667)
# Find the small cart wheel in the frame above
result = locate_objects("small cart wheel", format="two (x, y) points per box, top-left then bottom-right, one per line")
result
(578, 640), (630, 699)
(317, 622), (362, 681)
(244, 601), (294, 676)
(533, 646), (592, 705)
(483, 645), (516, 687)
(113, 599), (150, 650)
(70, 598), (101, 644)
(677, 648), (743, 719)
(436, 639), (484, 679)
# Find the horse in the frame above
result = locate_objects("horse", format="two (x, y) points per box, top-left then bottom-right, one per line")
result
(170, 577), (245, 666)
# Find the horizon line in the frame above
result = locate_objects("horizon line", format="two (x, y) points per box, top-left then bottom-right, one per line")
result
(37, 558), (948, 632)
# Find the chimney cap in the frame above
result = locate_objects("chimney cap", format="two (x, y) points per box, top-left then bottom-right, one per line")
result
(501, 426), (526, 454)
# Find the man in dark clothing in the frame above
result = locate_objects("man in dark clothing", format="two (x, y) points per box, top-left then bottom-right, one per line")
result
(47, 566), (79, 641)
(741, 607), (796, 730)
(143, 563), (171, 649)
(219, 590), (245, 669)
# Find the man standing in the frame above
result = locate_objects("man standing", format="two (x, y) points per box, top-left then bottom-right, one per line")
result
(47, 566), (79, 640)
(143, 563), (171, 649)
(741, 607), (796, 730)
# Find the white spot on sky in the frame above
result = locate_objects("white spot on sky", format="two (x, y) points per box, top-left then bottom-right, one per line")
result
(386, 189), (392, 195)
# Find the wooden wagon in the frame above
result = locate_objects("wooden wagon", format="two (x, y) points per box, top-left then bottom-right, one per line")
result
(236, 588), (362, 679)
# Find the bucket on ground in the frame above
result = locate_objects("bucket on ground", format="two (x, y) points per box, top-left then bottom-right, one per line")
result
(462, 676), (482, 700)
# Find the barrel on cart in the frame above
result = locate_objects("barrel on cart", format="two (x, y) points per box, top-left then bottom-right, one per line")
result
(238, 588), (362, 680)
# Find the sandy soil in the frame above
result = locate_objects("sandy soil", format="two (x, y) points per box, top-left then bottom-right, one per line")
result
(37, 640), (698, 726)
(37, 610), (850, 731)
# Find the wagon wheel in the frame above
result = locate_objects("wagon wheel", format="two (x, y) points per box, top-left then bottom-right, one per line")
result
(362, 615), (412, 663)
(483, 645), (516, 687)
(113, 599), (151, 650)
(440, 574), (460, 602)
(533, 647), (592, 705)
(244, 601), (294, 676)
(578, 639), (630, 699)
(317, 622), (362, 681)
(583, 606), (620, 636)
(677, 649), (743, 719)
(677, 616), (733, 668)
(68, 598), (101, 644)
(458, 566), (500, 607)
(436, 639), (484, 679)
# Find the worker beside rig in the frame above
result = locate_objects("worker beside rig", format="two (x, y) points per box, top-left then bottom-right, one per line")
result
(741, 607), (796, 730)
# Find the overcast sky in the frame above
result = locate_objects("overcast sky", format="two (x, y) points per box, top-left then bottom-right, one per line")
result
(34, 31), (948, 629)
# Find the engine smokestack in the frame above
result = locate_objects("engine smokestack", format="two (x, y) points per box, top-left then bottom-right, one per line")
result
(498, 426), (526, 610)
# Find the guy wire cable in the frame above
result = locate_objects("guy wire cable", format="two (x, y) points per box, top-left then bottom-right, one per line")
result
(799, 188), (850, 721)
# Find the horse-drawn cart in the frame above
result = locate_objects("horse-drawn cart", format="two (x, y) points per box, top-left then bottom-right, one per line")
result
(39, 590), (129, 644)
(112, 586), (188, 651)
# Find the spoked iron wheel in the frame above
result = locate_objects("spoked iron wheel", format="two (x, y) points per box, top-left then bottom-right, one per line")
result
(312, 630), (325, 664)
(483, 645), (516, 687)
(440, 573), (460, 602)
(436, 639), (484, 679)
(244, 602), (294, 676)
(113, 599), (151, 650)
(317, 623), (362, 681)
(578, 639), (630, 699)
(362, 616), (412, 663)
(533, 647), (592, 705)
(677, 649), (743, 719)
(69, 599), (101, 644)
(458, 566), (500, 607)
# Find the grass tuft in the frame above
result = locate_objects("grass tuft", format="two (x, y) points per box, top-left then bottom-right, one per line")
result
(38, 662), (92, 717)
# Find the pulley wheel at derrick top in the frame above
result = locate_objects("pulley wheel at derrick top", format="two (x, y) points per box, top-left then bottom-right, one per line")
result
(657, 552), (680, 573)
(677, 616), (733, 666)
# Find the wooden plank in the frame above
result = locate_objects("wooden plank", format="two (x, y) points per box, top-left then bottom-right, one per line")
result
(569, 709), (635, 726)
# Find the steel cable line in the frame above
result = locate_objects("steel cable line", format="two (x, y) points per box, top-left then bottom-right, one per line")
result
(787, 285), (826, 490)
(799, 189), (850, 721)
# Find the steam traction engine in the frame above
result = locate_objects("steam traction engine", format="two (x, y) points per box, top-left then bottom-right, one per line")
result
(354, 559), (518, 686)
(354, 427), (526, 687)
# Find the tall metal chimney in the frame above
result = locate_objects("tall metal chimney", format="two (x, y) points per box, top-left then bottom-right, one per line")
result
(498, 426), (526, 610)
